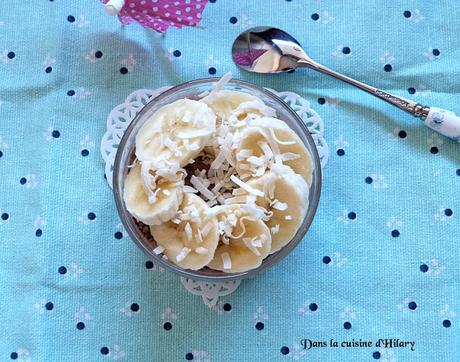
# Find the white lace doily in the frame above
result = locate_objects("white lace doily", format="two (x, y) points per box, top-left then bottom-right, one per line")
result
(100, 86), (329, 308)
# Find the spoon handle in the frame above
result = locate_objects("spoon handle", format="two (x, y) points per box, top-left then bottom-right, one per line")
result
(300, 61), (460, 142)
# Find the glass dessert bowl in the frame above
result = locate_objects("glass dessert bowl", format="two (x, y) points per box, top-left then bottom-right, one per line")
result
(113, 77), (322, 281)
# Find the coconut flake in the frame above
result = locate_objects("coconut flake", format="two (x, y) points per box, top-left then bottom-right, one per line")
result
(237, 149), (253, 160)
(230, 175), (264, 197)
(153, 245), (165, 254)
(162, 189), (171, 196)
(243, 237), (261, 256)
(177, 128), (213, 139)
(224, 195), (248, 205)
(272, 200), (288, 211)
(271, 224), (280, 234)
(162, 255), (169, 260)
(184, 185), (198, 193)
(281, 152), (300, 161)
(269, 128), (296, 145)
(211, 72), (232, 94)
(195, 246), (208, 255)
(176, 247), (191, 262)
(285, 215), (292, 220)
(190, 175), (215, 200)
(201, 222), (214, 238)
(247, 156), (265, 166)
(184, 223), (193, 241)
(210, 148), (226, 170)
(221, 252), (232, 270)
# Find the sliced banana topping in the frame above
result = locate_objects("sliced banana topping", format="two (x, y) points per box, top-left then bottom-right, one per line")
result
(123, 163), (184, 226)
(235, 117), (313, 185)
(136, 99), (216, 166)
(207, 205), (272, 273)
(150, 193), (219, 270)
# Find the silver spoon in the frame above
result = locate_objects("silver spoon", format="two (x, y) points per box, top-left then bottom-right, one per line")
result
(232, 27), (460, 143)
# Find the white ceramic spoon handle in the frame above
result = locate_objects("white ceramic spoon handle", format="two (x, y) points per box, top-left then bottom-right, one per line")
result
(424, 107), (460, 143)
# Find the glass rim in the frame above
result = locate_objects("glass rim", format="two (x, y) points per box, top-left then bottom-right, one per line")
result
(113, 77), (322, 282)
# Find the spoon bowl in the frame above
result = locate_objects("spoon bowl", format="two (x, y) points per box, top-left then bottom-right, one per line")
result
(232, 26), (314, 73)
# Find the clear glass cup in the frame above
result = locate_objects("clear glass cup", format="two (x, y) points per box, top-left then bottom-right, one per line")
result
(113, 78), (322, 281)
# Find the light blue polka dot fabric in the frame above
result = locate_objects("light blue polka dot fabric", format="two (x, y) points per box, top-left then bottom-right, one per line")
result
(0, 1), (459, 361)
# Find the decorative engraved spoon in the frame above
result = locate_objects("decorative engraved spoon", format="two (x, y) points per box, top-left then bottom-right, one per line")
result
(232, 27), (460, 142)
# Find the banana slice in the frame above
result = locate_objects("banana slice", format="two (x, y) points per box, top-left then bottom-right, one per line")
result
(202, 90), (275, 125)
(207, 205), (272, 273)
(235, 117), (313, 184)
(150, 193), (219, 270)
(245, 170), (309, 254)
(123, 163), (184, 226)
(135, 99), (216, 166)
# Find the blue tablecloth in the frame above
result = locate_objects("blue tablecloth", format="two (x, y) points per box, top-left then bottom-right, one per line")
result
(1, 1), (459, 361)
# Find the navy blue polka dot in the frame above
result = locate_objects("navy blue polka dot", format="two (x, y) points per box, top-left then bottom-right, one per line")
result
(255, 322), (264, 330)
(186, 353), (194, 360)
(280, 346), (290, 355)
(391, 229), (400, 237)
(348, 212), (356, 220)
(52, 130), (60, 138)
(0, 150), (3, 158)
(365, 177), (373, 184)
(337, 149), (345, 156)
(323, 256), (331, 264)
(384, 64), (392, 72)
(76, 321), (85, 330)
(130, 303), (140, 312)
(10, 352), (18, 360)
(163, 322), (172, 330)
(67, 15), (75, 23)
(120, 67), (128, 74)
(45, 66), (52, 73)
(343, 321), (352, 329)
(373, 351), (381, 359)
(223, 303), (232, 311)
(114, 231), (123, 239)
(1, 213), (9, 221)
(309, 303), (318, 311)
(420, 264), (429, 273)
(67, 90), (75, 96)
(430, 146), (439, 154)
(456, 169), (460, 176)
(432, 49), (440, 56)
(35, 228), (43, 237)
(318, 97), (326, 105)
(173, 50), (181, 57)
(342, 47), (351, 54)
(403, 10), (411, 18)
(7, 52), (15, 59)
(58, 266), (67, 274)
(398, 130), (407, 139)
(20, 177), (27, 185)
(311, 13), (319, 21)
(408, 301), (417, 310)
(87, 212), (96, 220)
(45, 302), (54, 311)
(444, 208), (453, 217)
(145, 261), (154, 269)
(443, 319), (451, 328)
(81, 149), (89, 157)
(100, 347), (109, 355)
(209, 0), (216, 3)
(95, 50), (103, 59)
(408, 87), (416, 94)
(229, 17), (238, 24)
(208, 67), (216, 75)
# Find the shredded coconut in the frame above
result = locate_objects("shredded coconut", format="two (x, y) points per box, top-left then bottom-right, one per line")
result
(230, 175), (264, 197)
(153, 245), (165, 254)
(221, 252), (232, 270)
(176, 247), (191, 262)
(195, 246), (208, 255)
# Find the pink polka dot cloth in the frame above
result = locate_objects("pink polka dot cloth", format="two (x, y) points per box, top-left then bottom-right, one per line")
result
(100, 0), (208, 33)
